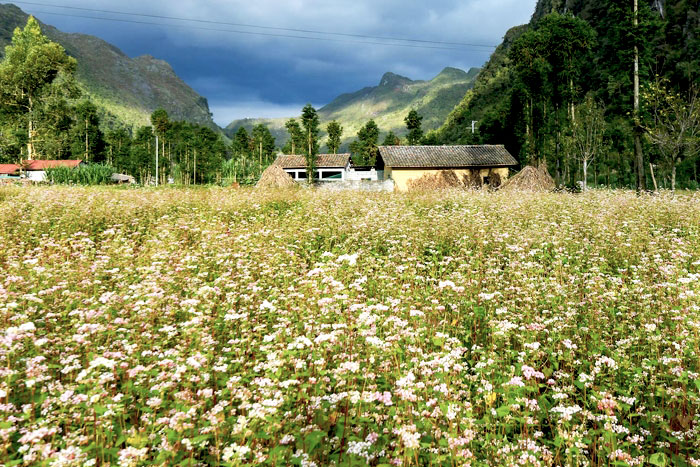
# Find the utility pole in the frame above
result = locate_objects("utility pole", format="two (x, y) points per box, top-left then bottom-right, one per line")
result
(85, 116), (89, 162)
(471, 121), (478, 134)
(155, 133), (159, 187)
(633, 0), (646, 192)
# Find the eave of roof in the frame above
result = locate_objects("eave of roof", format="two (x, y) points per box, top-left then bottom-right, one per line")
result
(0, 164), (20, 175)
(24, 160), (84, 170)
(379, 145), (518, 168)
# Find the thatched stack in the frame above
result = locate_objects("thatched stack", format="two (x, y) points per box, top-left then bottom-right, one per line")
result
(407, 170), (466, 191)
(499, 165), (555, 192)
(256, 165), (297, 189)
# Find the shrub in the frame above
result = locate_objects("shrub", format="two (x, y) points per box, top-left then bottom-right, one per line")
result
(45, 164), (115, 185)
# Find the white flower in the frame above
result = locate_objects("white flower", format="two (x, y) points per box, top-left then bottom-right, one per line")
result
(89, 357), (116, 370)
(337, 253), (359, 265)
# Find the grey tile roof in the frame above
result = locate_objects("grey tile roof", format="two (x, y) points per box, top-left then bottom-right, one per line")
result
(379, 145), (518, 168)
(272, 154), (351, 169)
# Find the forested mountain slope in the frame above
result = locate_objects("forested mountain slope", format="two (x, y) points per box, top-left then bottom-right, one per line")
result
(436, 0), (699, 187)
(0, 4), (217, 131)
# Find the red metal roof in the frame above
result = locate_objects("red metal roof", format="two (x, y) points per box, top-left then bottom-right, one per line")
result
(24, 160), (83, 170)
(0, 164), (20, 175)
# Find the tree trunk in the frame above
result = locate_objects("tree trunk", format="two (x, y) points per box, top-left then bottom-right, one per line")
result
(594, 163), (598, 187)
(649, 162), (658, 192)
(634, 130), (645, 192)
(27, 96), (35, 160)
(671, 160), (677, 191)
(633, 0), (646, 193)
(85, 117), (89, 162)
(582, 159), (588, 191)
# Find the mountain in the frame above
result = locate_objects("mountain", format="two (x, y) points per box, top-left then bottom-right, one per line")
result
(225, 67), (480, 149)
(0, 3), (217, 131)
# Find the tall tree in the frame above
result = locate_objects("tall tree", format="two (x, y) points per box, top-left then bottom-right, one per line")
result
(300, 104), (320, 182)
(251, 123), (276, 166)
(350, 120), (380, 166)
(284, 118), (305, 155)
(510, 13), (595, 165)
(105, 128), (132, 170)
(70, 100), (105, 162)
(326, 120), (343, 154)
(35, 88), (75, 159)
(131, 126), (155, 183)
(151, 109), (170, 139)
(643, 79), (700, 191)
(382, 131), (401, 146)
(231, 127), (250, 158)
(151, 109), (170, 179)
(569, 94), (607, 191)
(404, 110), (424, 145)
(0, 16), (78, 159)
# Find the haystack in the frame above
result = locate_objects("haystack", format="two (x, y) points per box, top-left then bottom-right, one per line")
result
(499, 165), (555, 192)
(407, 170), (466, 191)
(256, 165), (297, 189)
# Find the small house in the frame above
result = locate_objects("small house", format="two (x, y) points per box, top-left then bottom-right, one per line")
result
(273, 154), (351, 181)
(23, 160), (85, 182)
(378, 145), (518, 191)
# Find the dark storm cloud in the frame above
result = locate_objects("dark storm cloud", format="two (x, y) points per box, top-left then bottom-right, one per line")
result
(15, 0), (537, 125)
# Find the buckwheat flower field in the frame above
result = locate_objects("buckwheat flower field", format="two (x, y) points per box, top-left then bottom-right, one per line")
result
(1, 186), (699, 467)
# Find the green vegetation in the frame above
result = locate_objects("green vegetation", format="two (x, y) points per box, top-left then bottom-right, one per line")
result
(0, 18), (231, 185)
(404, 109), (424, 145)
(1, 186), (699, 465)
(283, 118), (305, 155)
(301, 104), (321, 182)
(349, 119), (380, 166)
(0, 4), (217, 133)
(326, 120), (343, 154)
(382, 130), (401, 146)
(435, 0), (700, 190)
(45, 164), (114, 185)
(0, 16), (78, 160)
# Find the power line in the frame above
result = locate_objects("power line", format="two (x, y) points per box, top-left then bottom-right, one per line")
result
(12, 0), (497, 50)
(26, 10), (493, 52)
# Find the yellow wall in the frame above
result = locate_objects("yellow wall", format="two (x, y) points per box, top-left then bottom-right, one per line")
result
(388, 167), (510, 191)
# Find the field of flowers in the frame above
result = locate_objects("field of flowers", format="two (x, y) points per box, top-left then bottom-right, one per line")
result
(0, 186), (699, 467)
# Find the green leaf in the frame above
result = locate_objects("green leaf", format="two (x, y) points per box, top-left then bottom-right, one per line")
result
(496, 405), (510, 417)
(649, 452), (668, 467)
(305, 430), (326, 453)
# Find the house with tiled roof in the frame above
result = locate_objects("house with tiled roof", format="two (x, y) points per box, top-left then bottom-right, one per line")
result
(378, 145), (518, 191)
(272, 154), (352, 181)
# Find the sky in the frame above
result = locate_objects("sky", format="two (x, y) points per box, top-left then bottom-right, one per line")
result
(13, 0), (538, 126)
